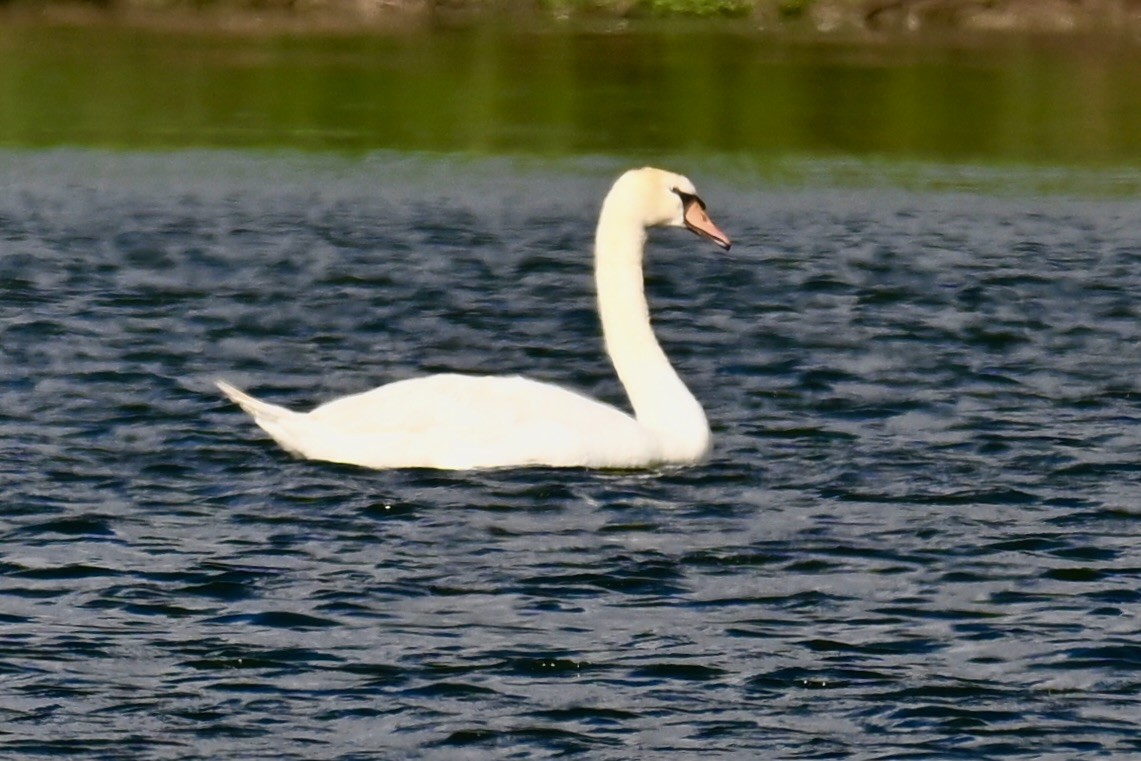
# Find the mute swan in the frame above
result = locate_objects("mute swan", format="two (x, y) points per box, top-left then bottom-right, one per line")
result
(217, 167), (731, 470)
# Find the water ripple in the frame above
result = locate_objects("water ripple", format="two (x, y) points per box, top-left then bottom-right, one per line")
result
(0, 151), (1139, 759)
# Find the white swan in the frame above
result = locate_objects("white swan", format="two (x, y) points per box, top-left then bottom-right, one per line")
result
(217, 167), (731, 470)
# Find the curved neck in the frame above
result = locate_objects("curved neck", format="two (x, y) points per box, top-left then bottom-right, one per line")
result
(594, 207), (709, 462)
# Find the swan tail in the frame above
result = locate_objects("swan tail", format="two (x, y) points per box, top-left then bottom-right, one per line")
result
(216, 380), (312, 457)
(216, 380), (291, 422)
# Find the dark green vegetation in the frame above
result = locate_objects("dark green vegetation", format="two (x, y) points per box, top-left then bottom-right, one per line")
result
(2, 20), (1140, 174)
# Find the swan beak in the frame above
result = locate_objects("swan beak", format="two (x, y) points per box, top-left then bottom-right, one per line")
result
(683, 197), (732, 250)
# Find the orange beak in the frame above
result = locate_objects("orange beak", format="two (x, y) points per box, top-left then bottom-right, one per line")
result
(683, 196), (731, 250)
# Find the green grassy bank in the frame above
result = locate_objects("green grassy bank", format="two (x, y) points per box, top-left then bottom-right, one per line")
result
(3, 18), (1140, 169)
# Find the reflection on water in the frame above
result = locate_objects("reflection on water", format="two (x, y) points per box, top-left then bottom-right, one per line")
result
(1, 20), (1140, 165)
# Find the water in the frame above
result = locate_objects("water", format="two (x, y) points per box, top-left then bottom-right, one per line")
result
(1, 150), (1138, 758)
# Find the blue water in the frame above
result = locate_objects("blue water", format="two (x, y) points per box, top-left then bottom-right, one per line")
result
(1, 150), (1139, 759)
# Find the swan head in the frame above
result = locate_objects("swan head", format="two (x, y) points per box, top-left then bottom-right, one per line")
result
(605, 167), (732, 251)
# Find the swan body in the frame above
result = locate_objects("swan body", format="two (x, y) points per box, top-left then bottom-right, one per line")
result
(217, 167), (731, 470)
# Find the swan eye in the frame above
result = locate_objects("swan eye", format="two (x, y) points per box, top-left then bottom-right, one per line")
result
(672, 188), (706, 211)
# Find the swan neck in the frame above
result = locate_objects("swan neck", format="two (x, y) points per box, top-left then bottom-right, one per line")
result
(593, 209), (709, 462)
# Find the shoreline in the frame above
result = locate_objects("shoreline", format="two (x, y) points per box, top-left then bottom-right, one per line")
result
(3, 0), (1141, 38)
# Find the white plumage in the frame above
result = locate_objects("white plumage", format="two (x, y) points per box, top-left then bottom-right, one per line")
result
(217, 167), (731, 470)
